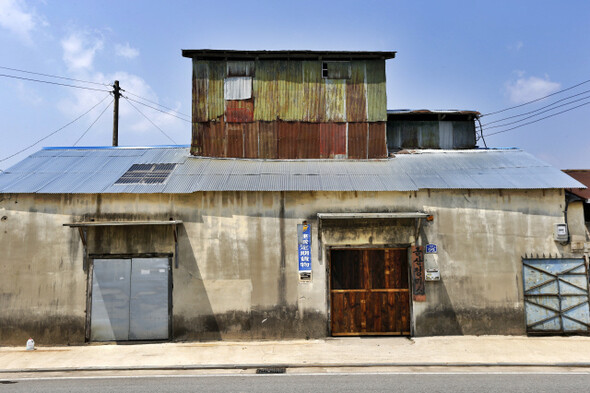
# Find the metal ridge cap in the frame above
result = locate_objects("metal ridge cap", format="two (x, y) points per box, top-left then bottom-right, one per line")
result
(42, 145), (190, 150)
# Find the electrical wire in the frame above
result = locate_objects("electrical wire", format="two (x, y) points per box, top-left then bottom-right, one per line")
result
(0, 73), (110, 92)
(73, 98), (114, 146)
(486, 101), (590, 137)
(123, 96), (178, 144)
(0, 65), (110, 86)
(482, 89), (590, 127)
(476, 117), (487, 148)
(125, 90), (191, 119)
(483, 95), (590, 130)
(126, 96), (191, 123)
(0, 94), (112, 164)
(481, 78), (590, 117)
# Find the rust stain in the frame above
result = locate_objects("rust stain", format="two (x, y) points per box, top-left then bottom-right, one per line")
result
(348, 123), (368, 159)
(225, 99), (254, 123)
(368, 122), (387, 158)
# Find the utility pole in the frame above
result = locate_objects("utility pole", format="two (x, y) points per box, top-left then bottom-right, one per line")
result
(112, 80), (122, 147)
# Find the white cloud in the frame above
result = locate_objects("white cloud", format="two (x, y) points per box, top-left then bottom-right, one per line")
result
(505, 74), (561, 104)
(0, 0), (43, 44)
(58, 70), (185, 145)
(115, 42), (139, 59)
(508, 41), (524, 51)
(61, 30), (104, 71)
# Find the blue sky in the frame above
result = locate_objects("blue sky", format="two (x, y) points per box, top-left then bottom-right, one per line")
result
(0, 0), (589, 170)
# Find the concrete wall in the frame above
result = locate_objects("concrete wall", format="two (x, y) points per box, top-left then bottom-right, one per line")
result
(0, 189), (581, 344)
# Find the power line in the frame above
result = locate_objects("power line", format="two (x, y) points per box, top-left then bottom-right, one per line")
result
(482, 88), (590, 127)
(0, 73), (110, 92)
(481, 78), (590, 117)
(0, 94), (112, 164)
(125, 90), (191, 119)
(485, 101), (590, 137)
(126, 96), (191, 123)
(123, 96), (178, 144)
(0, 65), (110, 86)
(483, 95), (590, 131)
(74, 98), (114, 146)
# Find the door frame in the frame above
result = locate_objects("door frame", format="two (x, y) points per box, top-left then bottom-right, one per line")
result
(326, 245), (413, 336)
(85, 253), (173, 342)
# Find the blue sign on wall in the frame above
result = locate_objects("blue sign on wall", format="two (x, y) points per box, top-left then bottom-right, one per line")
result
(426, 244), (437, 254)
(298, 223), (312, 272)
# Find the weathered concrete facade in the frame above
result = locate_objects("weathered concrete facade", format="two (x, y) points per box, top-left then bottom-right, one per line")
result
(0, 188), (583, 344)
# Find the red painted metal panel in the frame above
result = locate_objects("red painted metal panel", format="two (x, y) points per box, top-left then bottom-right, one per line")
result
(191, 123), (205, 156)
(368, 122), (387, 158)
(297, 123), (321, 159)
(348, 123), (368, 159)
(243, 122), (259, 158)
(278, 122), (298, 159)
(320, 123), (346, 159)
(226, 123), (244, 157)
(225, 99), (254, 123)
(259, 122), (278, 159)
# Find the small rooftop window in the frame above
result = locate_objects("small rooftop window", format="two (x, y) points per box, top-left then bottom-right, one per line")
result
(115, 163), (176, 185)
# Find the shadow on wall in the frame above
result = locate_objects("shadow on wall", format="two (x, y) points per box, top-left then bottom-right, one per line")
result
(173, 224), (222, 341)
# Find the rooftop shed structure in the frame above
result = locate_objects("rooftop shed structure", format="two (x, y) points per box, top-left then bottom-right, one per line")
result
(182, 50), (397, 159)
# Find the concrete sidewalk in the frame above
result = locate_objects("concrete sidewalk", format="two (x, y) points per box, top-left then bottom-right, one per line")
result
(2, 336), (590, 373)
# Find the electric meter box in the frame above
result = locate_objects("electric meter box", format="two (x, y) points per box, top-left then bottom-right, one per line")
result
(554, 223), (568, 242)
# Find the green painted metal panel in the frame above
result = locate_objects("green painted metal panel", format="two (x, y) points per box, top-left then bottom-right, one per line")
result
(346, 61), (367, 122)
(325, 78), (346, 122)
(193, 61), (209, 122)
(253, 60), (280, 121)
(366, 60), (387, 122)
(207, 61), (225, 121)
(282, 61), (304, 121)
(302, 61), (325, 122)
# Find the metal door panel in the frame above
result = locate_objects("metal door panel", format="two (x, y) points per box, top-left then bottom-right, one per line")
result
(129, 258), (170, 340)
(523, 258), (590, 334)
(90, 259), (131, 341)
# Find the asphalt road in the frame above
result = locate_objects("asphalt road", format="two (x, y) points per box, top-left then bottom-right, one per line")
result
(2, 372), (590, 392)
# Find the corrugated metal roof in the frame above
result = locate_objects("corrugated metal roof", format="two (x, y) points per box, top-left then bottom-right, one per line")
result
(563, 170), (590, 201)
(182, 49), (397, 60)
(0, 146), (584, 194)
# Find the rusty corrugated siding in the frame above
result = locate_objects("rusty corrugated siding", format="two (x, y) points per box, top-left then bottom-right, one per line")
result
(320, 123), (346, 158)
(283, 61), (303, 121)
(302, 61), (325, 122)
(193, 62), (209, 122)
(225, 99), (254, 123)
(191, 123), (205, 155)
(203, 121), (226, 157)
(259, 122), (278, 159)
(207, 61), (225, 121)
(243, 123), (259, 158)
(325, 79), (347, 122)
(297, 123), (321, 159)
(278, 122), (298, 159)
(346, 61), (367, 122)
(368, 122), (387, 158)
(227, 61), (255, 77)
(253, 60), (280, 121)
(348, 123), (368, 159)
(366, 60), (387, 122)
(226, 123), (243, 157)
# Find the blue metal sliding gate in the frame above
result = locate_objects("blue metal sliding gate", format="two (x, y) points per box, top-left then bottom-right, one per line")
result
(523, 258), (590, 334)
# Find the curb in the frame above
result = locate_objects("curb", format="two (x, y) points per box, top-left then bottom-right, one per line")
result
(3, 362), (590, 373)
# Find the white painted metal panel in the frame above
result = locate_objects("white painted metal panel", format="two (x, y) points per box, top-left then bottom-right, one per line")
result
(129, 258), (170, 340)
(224, 77), (252, 100)
(91, 259), (131, 341)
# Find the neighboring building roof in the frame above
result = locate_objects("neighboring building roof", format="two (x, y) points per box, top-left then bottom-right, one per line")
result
(387, 109), (481, 119)
(0, 146), (584, 194)
(563, 170), (590, 201)
(182, 49), (397, 60)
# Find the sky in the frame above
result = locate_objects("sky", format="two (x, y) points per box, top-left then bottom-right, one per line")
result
(0, 0), (589, 171)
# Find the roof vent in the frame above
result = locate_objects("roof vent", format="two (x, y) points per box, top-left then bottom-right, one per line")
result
(115, 163), (176, 185)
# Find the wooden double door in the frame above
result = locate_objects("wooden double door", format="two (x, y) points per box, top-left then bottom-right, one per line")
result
(330, 248), (410, 336)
